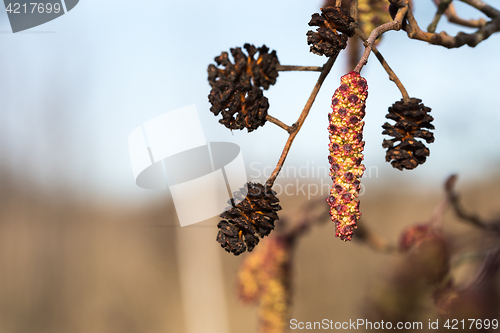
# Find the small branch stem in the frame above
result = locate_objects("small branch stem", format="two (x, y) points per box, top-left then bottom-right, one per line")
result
(276, 65), (323, 72)
(428, 0), (453, 33)
(266, 115), (292, 133)
(446, 6), (486, 28)
(445, 175), (500, 233)
(432, 0), (486, 28)
(355, 221), (397, 253)
(355, 28), (410, 102)
(459, 0), (500, 19)
(353, 5), (408, 73)
(284, 197), (330, 240)
(406, 7), (500, 48)
(282, 198), (397, 254)
(266, 55), (338, 188)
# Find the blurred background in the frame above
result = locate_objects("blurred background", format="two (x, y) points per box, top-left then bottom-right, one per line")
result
(0, 0), (499, 332)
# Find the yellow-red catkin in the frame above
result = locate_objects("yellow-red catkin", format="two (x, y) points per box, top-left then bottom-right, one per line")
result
(327, 72), (368, 241)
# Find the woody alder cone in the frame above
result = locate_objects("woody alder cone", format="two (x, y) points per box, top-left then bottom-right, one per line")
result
(217, 182), (282, 256)
(382, 98), (434, 170)
(307, 6), (355, 57)
(207, 44), (279, 132)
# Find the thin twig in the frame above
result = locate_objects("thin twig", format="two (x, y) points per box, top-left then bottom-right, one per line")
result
(354, 220), (397, 253)
(281, 196), (396, 254)
(355, 28), (410, 102)
(432, 0), (486, 28)
(459, 0), (500, 19)
(266, 55), (338, 188)
(446, 8), (486, 27)
(445, 174), (500, 233)
(429, 197), (449, 230)
(406, 7), (500, 48)
(276, 65), (323, 72)
(354, 5), (408, 73)
(285, 197), (330, 240)
(428, 0), (453, 33)
(446, 6), (486, 28)
(266, 115), (292, 133)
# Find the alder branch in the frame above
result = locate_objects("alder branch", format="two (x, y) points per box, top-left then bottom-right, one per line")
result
(428, 0), (453, 33)
(355, 28), (410, 102)
(459, 0), (500, 19)
(445, 174), (500, 233)
(353, 4), (408, 73)
(266, 115), (292, 133)
(280, 197), (397, 254)
(432, 0), (486, 29)
(266, 55), (338, 188)
(355, 221), (397, 253)
(276, 65), (323, 72)
(284, 197), (330, 240)
(406, 7), (500, 48)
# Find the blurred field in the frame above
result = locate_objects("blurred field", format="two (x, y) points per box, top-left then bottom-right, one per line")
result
(0, 172), (499, 333)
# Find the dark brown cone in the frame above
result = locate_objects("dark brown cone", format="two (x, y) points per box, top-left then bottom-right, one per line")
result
(217, 182), (282, 256)
(207, 44), (279, 132)
(307, 6), (355, 57)
(208, 83), (269, 132)
(382, 98), (434, 170)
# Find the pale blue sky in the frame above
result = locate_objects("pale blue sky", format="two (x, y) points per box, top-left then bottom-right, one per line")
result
(0, 0), (498, 203)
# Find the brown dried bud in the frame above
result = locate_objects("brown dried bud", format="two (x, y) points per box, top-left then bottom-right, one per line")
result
(382, 98), (434, 170)
(216, 182), (282, 256)
(207, 44), (280, 132)
(307, 6), (355, 57)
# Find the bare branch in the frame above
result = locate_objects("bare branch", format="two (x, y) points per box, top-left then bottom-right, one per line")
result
(432, 0), (486, 28)
(355, 28), (410, 102)
(276, 65), (323, 72)
(445, 174), (500, 233)
(354, 5), (408, 72)
(428, 0), (453, 33)
(406, 8), (500, 48)
(266, 115), (292, 133)
(459, 0), (500, 19)
(354, 221), (397, 253)
(284, 197), (330, 240)
(266, 55), (338, 188)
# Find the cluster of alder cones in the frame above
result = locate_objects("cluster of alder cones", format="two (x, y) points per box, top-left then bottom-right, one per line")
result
(207, 5), (434, 255)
